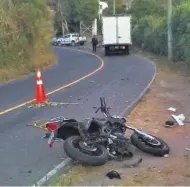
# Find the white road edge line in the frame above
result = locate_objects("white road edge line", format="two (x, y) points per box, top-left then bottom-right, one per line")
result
(120, 54), (157, 117)
(32, 49), (157, 187)
(32, 157), (72, 186)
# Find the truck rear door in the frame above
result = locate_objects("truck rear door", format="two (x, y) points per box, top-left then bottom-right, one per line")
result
(117, 16), (131, 44)
(102, 17), (117, 45)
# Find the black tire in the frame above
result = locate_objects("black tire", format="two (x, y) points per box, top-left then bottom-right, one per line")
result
(130, 132), (170, 156)
(105, 47), (110, 56)
(104, 48), (108, 56)
(64, 136), (109, 166)
(124, 46), (129, 55)
(80, 42), (84, 46)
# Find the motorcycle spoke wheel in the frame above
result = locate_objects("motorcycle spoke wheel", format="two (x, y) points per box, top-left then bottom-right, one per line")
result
(64, 136), (109, 166)
(130, 133), (170, 157)
(139, 137), (161, 147)
(76, 141), (103, 156)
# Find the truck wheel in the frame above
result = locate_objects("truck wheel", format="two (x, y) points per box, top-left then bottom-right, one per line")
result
(126, 46), (130, 55)
(80, 42), (84, 46)
(105, 47), (109, 56)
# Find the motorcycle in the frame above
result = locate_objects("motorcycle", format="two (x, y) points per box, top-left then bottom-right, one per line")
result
(44, 97), (170, 166)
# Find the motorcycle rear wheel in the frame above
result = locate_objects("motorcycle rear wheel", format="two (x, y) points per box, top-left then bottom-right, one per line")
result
(130, 132), (170, 156)
(64, 136), (109, 166)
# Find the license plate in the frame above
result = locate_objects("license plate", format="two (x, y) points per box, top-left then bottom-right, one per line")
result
(115, 46), (119, 49)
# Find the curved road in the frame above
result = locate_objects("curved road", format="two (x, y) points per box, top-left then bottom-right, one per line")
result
(0, 46), (155, 185)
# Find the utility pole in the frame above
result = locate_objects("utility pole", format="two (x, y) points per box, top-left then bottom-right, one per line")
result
(167, 0), (172, 61)
(98, 0), (100, 19)
(113, 0), (116, 15)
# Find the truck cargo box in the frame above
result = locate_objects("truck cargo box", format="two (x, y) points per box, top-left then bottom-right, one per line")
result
(102, 15), (132, 56)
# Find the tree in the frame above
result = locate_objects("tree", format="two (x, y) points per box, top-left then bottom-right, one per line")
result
(103, 0), (127, 15)
(0, 0), (54, 69)
(54, 0), (99, 34)
(130, 0), (190, 62)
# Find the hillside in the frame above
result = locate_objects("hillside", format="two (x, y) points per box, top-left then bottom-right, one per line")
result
(0, 0), (56, 83)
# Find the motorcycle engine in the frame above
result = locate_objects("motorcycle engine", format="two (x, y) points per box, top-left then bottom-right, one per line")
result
(111, 122), (126, 134)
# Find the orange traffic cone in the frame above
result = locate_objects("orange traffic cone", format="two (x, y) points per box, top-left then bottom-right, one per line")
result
(33, 69), (48, 103)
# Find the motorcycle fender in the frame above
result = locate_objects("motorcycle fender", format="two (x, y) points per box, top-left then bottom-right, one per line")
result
(56, 125), (80, 140)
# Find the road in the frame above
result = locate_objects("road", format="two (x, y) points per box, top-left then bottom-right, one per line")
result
(0, 46), (155, 185)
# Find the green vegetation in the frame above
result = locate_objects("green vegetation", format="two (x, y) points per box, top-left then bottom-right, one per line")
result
(130, 0), (190, 62)
(102, 0), (127, 15)
(0, 0), (100, 83)
(53, 0), (99, 36)
(2, 0), (189, 82)
(102, 0), (190, 63)
(0, 0), (56, 83)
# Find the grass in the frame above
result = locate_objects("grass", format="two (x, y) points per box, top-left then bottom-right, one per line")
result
(51, 162), (119, 186)
(51, 166), (96, 186)
(132, 47), (190, 76)
(0, 51), (57, 84)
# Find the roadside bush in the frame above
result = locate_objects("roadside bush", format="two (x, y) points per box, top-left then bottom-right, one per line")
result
(132, 15), (167, 55)
(172, 2), (190, 61)
(0, 0), (55, 82)
(131, 0), (190, 62)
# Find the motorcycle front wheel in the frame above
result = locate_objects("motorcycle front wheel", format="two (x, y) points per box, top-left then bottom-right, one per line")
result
(64, 136), (109, 166)
(130, 132), (170, 156)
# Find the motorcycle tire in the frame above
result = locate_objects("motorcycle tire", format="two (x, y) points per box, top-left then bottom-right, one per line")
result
(130, 132), (170, 156)
(64, 136), (109, 166)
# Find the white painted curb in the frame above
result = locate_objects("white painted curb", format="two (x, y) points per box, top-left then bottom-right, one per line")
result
(32, 158), (72, 186)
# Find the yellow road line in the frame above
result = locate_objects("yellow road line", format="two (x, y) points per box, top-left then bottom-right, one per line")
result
(0, 48), (104, 116)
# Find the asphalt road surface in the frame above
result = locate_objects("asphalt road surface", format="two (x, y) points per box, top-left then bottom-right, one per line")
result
(0, 46), (155, 185)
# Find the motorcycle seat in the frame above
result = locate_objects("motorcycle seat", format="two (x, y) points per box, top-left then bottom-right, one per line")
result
(79, 118), (103, 134)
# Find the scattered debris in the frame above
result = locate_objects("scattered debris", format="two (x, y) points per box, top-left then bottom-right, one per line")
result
(28, 170), (32, 174)
(168, 107), (176, 112)
(26, 101), (79, 109)
(164, 120), (177, 128)
(28, 120), (48, 130)
(165, 114), (190, 128)
(164, 154), (169, 158)
(105, 170), (121, 180)
(171, 114), (185, 126)
(123, 158), (143, 168)
(42, 133), (50, 139)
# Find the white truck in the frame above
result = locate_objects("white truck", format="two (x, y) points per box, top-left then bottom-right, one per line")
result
(102, 15), (132, 56)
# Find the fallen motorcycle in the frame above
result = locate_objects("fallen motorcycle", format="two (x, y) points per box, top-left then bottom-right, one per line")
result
(44, 97), (170, 166)
(44, 117), (134, 166)
(92, 98), (170, 157)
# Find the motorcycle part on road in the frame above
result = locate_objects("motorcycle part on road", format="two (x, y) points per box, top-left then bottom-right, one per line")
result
(130, 133), (170, 156)
(123, 157), (143, 168)
(64, 136), (109, 166)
